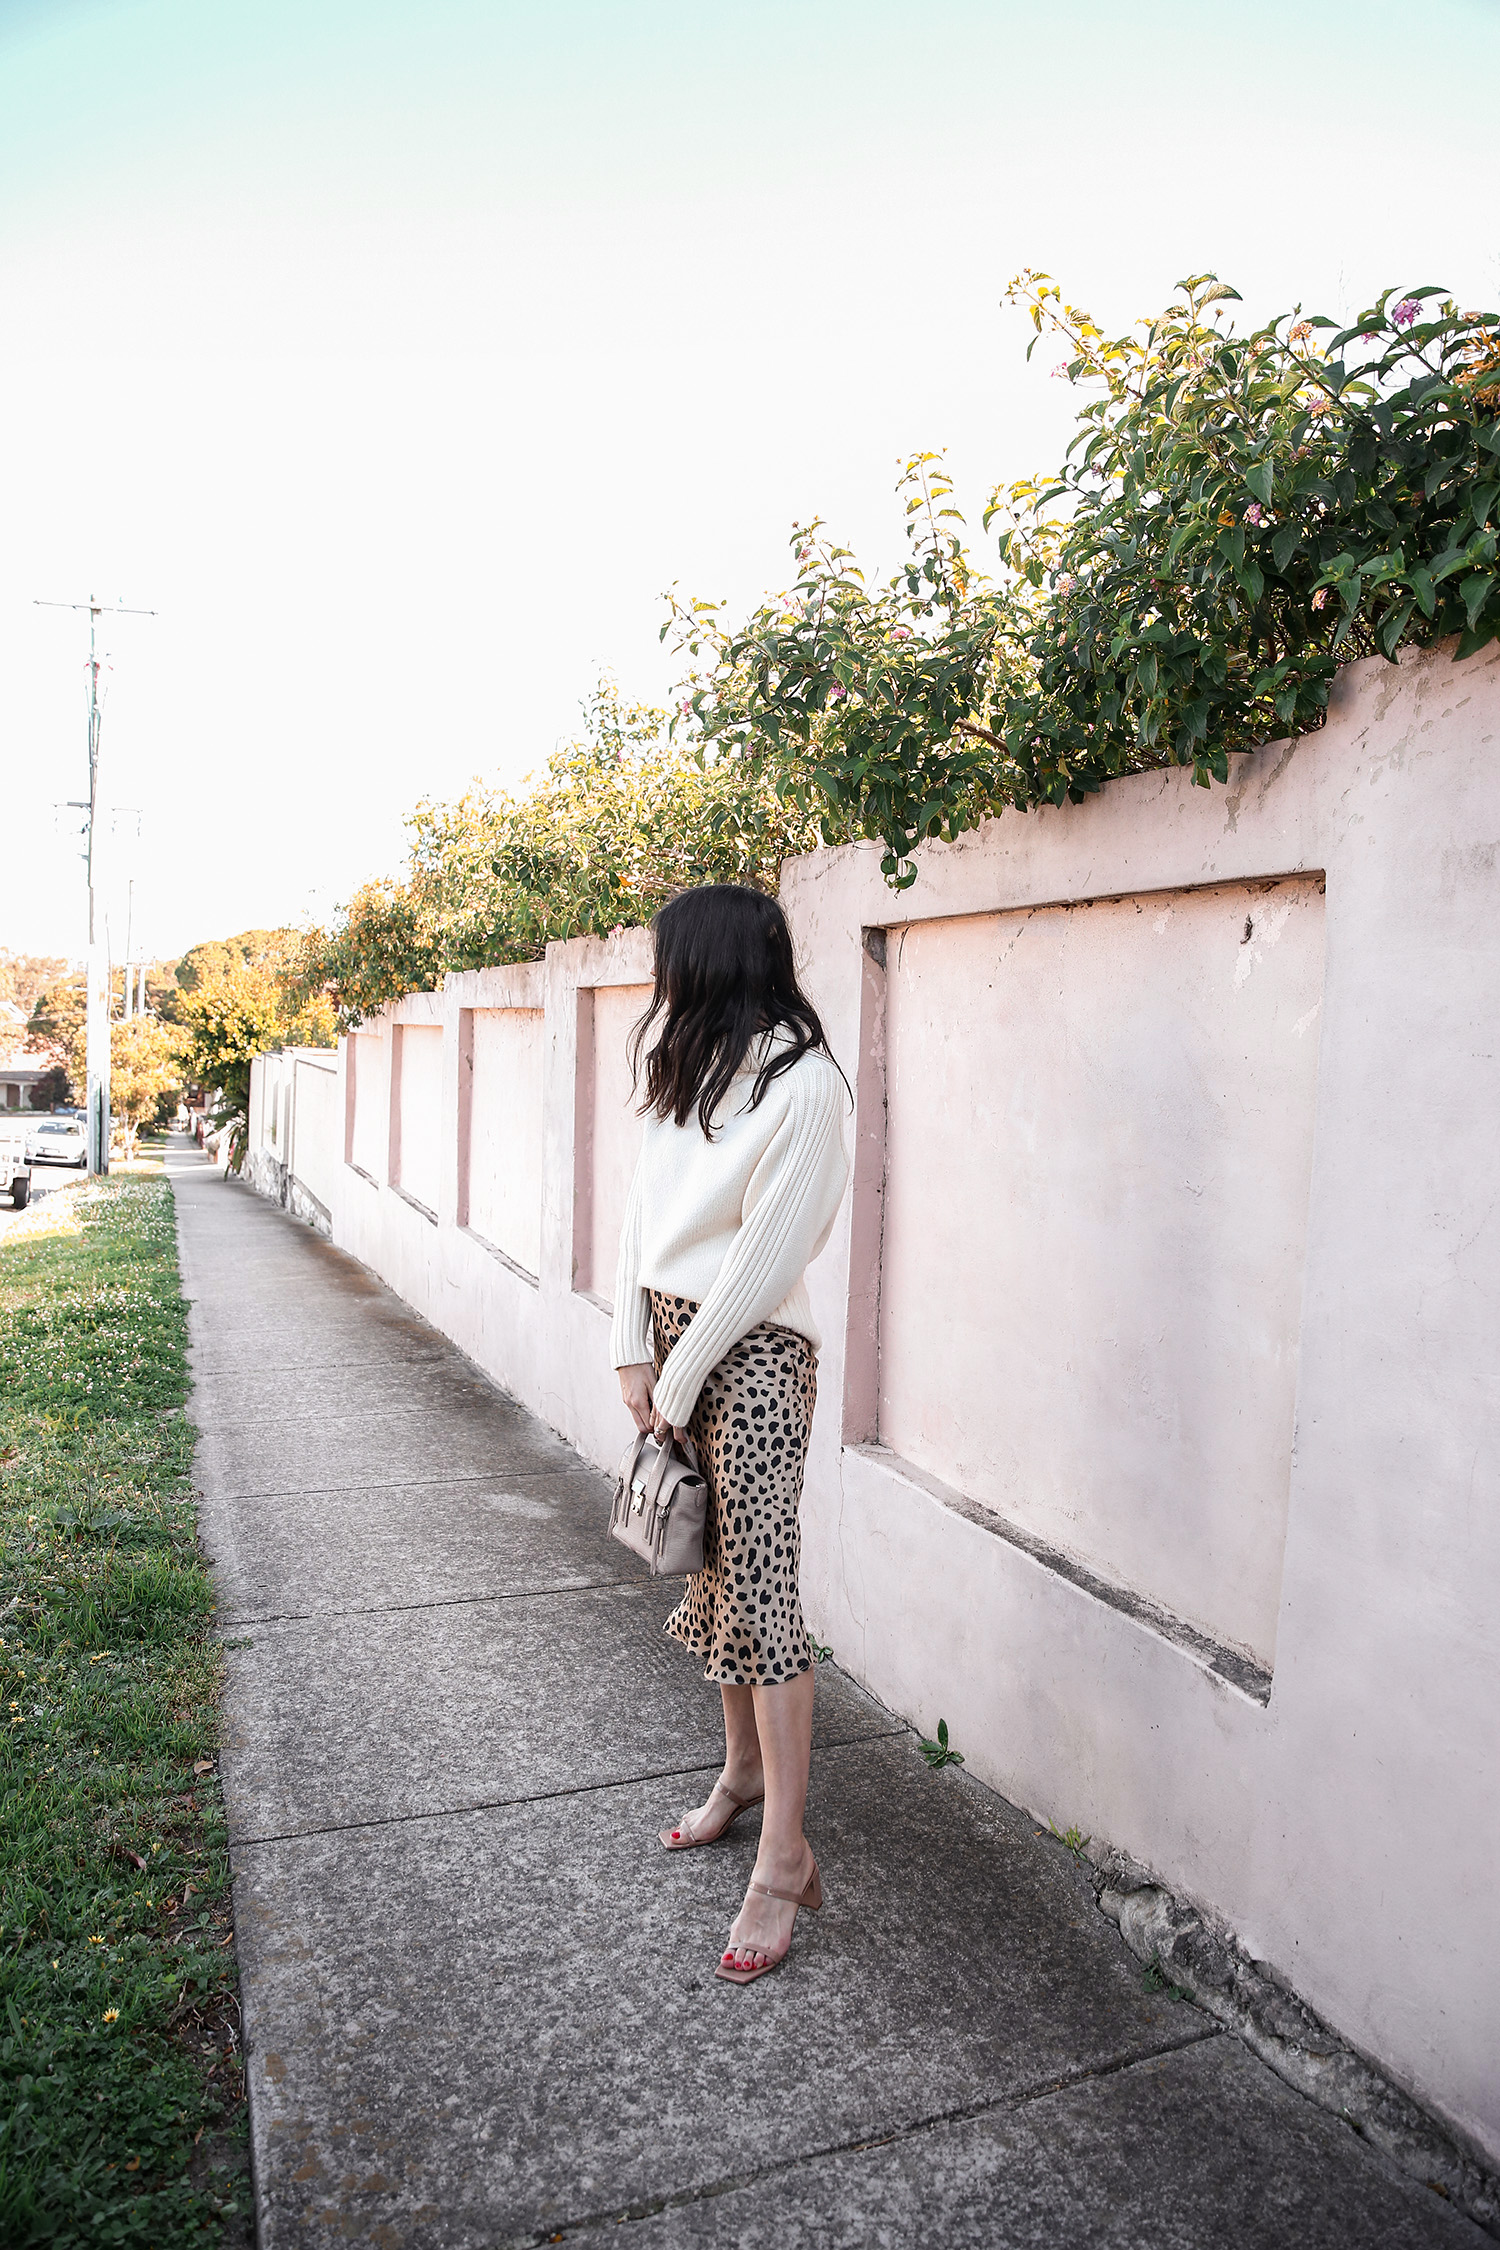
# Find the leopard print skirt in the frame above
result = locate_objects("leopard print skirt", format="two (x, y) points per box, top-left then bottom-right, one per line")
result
(650, 1291), (817, 1687)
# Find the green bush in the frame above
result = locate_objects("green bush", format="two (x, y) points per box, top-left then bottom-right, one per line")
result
(673, 276), (1500, 882)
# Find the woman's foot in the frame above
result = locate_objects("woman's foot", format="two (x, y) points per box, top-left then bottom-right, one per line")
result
(660, 1766), (764, 1850)
(720, 1841), (817, 1974)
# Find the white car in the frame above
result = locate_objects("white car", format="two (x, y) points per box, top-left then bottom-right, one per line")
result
(28, 1117), (88, 1168)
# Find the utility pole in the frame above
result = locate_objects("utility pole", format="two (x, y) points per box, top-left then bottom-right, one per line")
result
(34, 595), (156, 1174)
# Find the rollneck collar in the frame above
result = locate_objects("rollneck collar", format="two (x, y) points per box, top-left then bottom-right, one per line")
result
(730, 1024), (796, 1080)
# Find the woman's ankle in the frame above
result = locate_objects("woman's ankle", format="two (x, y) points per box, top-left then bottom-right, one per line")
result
(753, 1834), (811, 1883)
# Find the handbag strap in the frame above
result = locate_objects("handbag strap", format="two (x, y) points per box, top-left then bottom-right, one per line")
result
(622, 1429), (653, 1489)
(645, 1431), (699, 1508)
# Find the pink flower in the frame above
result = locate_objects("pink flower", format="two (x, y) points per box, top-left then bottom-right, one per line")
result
(1057, 573), (1077, 594)
(1049, 362), (1071, 380)
(827, 684), (845, 702)
(890, 625), (913, 640)
(678, 700), (693, 717)
(1392, 298), (1421, 329)
(1245, 503), (1264, 526)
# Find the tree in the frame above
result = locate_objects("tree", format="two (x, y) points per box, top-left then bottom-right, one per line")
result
(174, 929), (297, 996)
(178, 959), (336, 1168)
(0, 951), (71, 1014)
(110, 1016), (187, 1156)
(293, 676), (839, 1024)
(26, 974), (87, 1100)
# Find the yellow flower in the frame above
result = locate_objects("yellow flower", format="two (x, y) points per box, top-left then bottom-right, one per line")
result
(89, 1934), (104, 1945)
(103, 2008), (119, 2023)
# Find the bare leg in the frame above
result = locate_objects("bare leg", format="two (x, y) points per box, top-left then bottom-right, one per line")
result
(722, 1668), (816, 1971)
(663, 1684), (764, 1843)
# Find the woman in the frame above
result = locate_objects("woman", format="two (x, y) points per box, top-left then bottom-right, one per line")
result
(612, 884), (849, 1985)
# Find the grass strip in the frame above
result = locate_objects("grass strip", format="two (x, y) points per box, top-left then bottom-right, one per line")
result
(0, 1164), (249, 2247)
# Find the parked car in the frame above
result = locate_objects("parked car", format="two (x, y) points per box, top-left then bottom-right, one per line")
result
(1, 1121), (32, 1207)
(28, 1117), (87, 1168)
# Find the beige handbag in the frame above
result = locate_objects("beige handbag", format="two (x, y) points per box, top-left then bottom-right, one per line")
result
(610, 1428), (708, 1577)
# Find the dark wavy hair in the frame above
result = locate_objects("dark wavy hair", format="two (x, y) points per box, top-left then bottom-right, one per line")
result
(630, 885), (846, 1135)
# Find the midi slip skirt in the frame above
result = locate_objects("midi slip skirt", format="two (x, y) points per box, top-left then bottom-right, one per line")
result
(650, 1291), (816, 1686)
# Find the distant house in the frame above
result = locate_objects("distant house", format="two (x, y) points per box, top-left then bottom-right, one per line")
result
(0, 1000), (51, 1111)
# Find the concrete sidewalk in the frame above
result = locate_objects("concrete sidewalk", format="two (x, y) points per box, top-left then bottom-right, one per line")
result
(167, 1142), (1480, 2249)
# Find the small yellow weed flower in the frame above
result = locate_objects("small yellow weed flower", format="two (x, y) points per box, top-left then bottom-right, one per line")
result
(103, 2008), (119, 2023)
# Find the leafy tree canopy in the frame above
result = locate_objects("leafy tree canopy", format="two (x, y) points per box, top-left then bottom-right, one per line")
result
(174, 930), (297, 995)
(294, 677), (840, 1026)
(110, 1015), (188, 1153)
(179, 961), (335, 1129)
(0, 952), (72, 1016)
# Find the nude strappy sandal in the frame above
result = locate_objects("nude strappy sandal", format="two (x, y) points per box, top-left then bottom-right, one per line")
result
(714, 1857), (823, 1984)
(658, 1781), (764, 1852)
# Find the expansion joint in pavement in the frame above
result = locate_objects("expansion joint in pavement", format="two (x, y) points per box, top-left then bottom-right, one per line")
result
(217, 1574), (639, 1628)
(196, 1463), (592, 1504)
(509, 2029), (1226, 2247)
(228, 1728), (911, 1852)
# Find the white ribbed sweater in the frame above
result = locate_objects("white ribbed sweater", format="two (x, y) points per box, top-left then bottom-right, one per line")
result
(609, 1037), (850, 1428)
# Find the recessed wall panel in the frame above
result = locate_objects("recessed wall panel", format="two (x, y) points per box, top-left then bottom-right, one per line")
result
(574, 984), (651, 1304)
(467, 1007), (545, 1277)
(291, 1059), (339, 1212)
(348, 1031), (386, 1181)
(394, 1025), (443, 1215)
(877, 877), (1325, 1668)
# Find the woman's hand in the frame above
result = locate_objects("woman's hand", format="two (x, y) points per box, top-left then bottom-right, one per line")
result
(619, 1363), (690, 1446)
(619, 1364), (656, 1434)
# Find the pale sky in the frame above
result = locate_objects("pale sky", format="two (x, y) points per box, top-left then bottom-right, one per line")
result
(3, 0), (1498, 965)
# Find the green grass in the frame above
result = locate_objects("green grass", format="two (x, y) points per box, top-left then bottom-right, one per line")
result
(0, 1166), (249, 2247)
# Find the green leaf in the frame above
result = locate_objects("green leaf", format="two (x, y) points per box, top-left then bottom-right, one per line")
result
(1271, 525), (1299, 574)
(1245, 461), (1274, 505)
(1460, 572), (1495, 630)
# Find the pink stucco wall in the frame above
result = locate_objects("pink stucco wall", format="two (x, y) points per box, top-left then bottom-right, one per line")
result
(878, 873), (1325, 1669)
(246, 639), (1500, 2169)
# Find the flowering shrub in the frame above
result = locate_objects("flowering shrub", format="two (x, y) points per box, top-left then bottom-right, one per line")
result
(672, 276), (1500, 882)
(295, 272), (1500, 1020)
(665, 456), (1024, 888)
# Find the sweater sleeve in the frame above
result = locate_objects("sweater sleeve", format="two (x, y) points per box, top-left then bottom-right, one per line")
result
(652, 1062), (848, 1428)
(609, 1138), (655, 1370)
